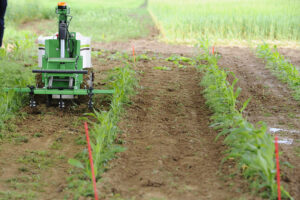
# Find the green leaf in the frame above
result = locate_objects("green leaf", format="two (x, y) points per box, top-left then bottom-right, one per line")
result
(240, 97), (251, 113)
(68, 158), (84, 169)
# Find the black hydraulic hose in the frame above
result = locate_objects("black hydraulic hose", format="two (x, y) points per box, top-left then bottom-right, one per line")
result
(75, 56), (79, 70)
(67, 16), (74, 57)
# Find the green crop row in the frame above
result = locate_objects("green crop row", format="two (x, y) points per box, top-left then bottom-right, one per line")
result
(196, 40), (292, 199)
(67, 64), (137, 198)
(256, 43), (300, 100)
(148, 0), (300, 44)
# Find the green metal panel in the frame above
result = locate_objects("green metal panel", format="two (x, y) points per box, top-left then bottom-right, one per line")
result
(4, 88), (114, 95)
(48, 58), (77, 63)
(41, 36), (83, 89)
(56, 7), (70, 21)
(41, 6), (84, 92)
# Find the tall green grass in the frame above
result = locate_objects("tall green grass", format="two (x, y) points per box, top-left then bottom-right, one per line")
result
(0, 50), (35, 131)
(7, 0), (150, 42)
(65, 0), (151, 42)
(70, 7), (151, 42)
(0, 0), (41, 131)
(67, 64), (137, 198)
(256, 43), (300, 100)
(149, 0), (300, 44)
(0, 30), (36, 131)
(6, 0), (143, 25)
(6, 0), (54, 24)
(196, 40), (292, 199)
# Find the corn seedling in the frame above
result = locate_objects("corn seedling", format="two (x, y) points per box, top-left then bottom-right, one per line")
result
(67, 63), (137, 197)
(153, 66), (171, 71)
(196, 39), (292, 199)
(166, 55), (195, 69)
(256, 43), (300, 100)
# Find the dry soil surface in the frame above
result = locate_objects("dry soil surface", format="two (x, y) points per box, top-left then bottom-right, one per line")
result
(98, 55), (256, 200)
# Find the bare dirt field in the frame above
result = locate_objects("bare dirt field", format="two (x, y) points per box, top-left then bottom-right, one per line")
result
(97, 55), (257, 200)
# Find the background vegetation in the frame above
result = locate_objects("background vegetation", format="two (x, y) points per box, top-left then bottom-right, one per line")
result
(6, 0), (150, 42)
(149, 0), (300, 44)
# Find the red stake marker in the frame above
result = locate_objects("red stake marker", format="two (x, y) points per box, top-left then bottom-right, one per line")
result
(275, 135), (281, 200)
(85, 122), (99, 200)
(212, 46), (215, 55)
(132, 45), (136, 63)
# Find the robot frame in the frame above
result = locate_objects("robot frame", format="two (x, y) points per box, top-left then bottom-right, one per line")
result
(6, 2), (113, 109)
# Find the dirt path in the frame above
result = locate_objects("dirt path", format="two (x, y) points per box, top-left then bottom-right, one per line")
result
(97, 56), (255, 200)
(217, 46), (300, 199)
(278, 48), (300, 68)
(0, 108), (84, 199)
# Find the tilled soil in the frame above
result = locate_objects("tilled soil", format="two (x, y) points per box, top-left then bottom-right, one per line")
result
(0, 109), (84, 199)
(98, 57), (256, 200)
(278, 48), (300, 68)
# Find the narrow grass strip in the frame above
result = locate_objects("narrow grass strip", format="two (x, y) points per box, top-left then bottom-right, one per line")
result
(256, 43), (300, 100)
(195, 40), (292, 199)
(67, 63), (137, 198)
(148, 10), (166, 39)
(0, 48), (35, 131)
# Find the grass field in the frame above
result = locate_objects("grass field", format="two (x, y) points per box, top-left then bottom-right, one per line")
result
(149, 0), (300, 44)
(6, 0), (150, 42)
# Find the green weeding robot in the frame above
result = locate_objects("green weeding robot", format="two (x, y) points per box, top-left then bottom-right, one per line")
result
(7, 2), (113, 109)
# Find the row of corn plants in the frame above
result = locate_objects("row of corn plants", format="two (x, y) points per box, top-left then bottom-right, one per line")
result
(67, 63), (137, 198)
(195, 40), (292, 199)
(256, 43), (300, 101)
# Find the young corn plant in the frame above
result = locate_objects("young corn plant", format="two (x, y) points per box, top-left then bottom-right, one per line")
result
(196, 40), (292, 199)
(165, 55), (196, 69)
(68, 64), (137, 198)
(88, 65), (137, 176)
(256, 43), (300, 100)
